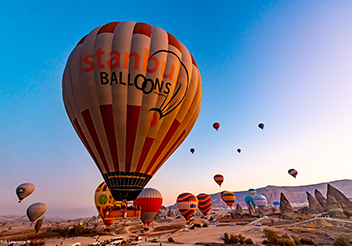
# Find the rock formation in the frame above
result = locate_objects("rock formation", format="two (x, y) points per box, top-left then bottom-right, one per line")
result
(248, 201), (256, 216)
(327, 184), (352, 215)
(315, 189), (327, 209)
(306, 191), (324, 213)
(326, 194), (347, 218)
(235, 203), (243, 215)
(280, 193), (296, 219)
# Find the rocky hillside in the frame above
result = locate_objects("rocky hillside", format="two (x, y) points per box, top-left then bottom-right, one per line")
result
(170, 179), (352, 209)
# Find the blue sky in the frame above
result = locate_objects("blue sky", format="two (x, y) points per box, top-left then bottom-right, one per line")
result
(1, 1), (352, 217)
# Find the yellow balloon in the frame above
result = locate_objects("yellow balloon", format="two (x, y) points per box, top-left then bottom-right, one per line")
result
(63, 21), (202, 201)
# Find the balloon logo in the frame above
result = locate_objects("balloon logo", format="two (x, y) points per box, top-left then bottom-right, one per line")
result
(63, 21), (203, 201)
(288, 169), (298, 178)
(99, 194), (108, 205)
(213, 122), (220, 131)
(177, 192), (198, 221)
(197, 193), (212, 216)
(213, 174), (224, 187)
(134, 188), (163, 227)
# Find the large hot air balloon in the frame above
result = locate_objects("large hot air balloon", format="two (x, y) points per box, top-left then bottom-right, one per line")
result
(62, 21), (203, 202)
(288, 169), (298, 178)
(213, 122), (220, 131)
(176, 193), (198, 221)
(253, 194), (267, 208)
(248, 188), (256, 196)
(221, 191), (236, 208)
(26, 203), (47, 222)
(213, 174), (224, 187)
(16, 183), (35, 203)
(258, 123), (264, 130)
(133, 188), (163, 227)
(196, 193), (212, 216)
(190, 148), (195, 154)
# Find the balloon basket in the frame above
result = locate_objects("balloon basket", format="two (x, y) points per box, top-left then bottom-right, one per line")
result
(103, 208), (141, 220)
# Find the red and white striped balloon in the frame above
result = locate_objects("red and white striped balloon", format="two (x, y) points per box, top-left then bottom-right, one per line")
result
(134, 188), (163, 227)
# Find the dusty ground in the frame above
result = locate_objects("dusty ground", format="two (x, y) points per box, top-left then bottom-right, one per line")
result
(1, 211), (351, 245)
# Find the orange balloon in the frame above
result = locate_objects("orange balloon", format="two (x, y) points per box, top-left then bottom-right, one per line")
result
(63, 21), (202, 201)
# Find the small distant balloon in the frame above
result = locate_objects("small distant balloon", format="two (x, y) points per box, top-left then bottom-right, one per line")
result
(221, 191), (236, 207)
(248, 188), (256, 196)
(190, 148), (195, 154)
(213, 122), (220, 131)
(273, 201), (280, 209)
(26, 203), (47, 222)
(16, 183), (35, 203)
(34, 218), (43, 234)
(258, 123), (265, 130)
(176, 193), (198, 221)
(213, 174), (224, 187)
(237, 149), (241, 153)
(288, 169), (298, 178)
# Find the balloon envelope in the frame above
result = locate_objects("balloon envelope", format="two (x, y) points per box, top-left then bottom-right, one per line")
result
(244, 195), (255, 207)
(190, 148), (195, 154)
(26, 203), (47, 222)
(213, 174), (224, 187)
(62, 21), (203, 201)
(237, 149), (241, 153)
(253, 194), (267, 208)
(213, 122), (220, 131)
(34, 218), (43, 234)
(134, 188), (163, 227)
(248, 189), (256, 196)
(94, 181), (121, 227)
(16, 183), (35, 203)
(288, 169), (298, 178)
(258, 123), (265, 130)
(221, 191), (236, 207)
(196, 193), (212, 216)
(273, 201), (280, 209)
(176, 193), (198, 221)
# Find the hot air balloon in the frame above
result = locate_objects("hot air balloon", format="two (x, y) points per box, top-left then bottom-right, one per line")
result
(213, 122), (220, 131)
(34, 218), (43, 234)
(258, 123), (264, 130)
(221, 191), (236, 208)
(16, 183), (35, 203)
(244, 195), (255, 207)
(288, 169), (298, 178)
(237, 149), (241, 153)
(273, 201), (280, 209)
(176, 193), (198, 221)
(134, 188), (163, 227)
(62, 21), (203, 202)
(94, 182), (119, 227)
(190, 148), (195, 154)
(26, 203), (47, 222)
(213, 174), (224, 187)
(253, 194), (267, 208)
(248, 188), (256, 196)
(196, 193), (212, 216)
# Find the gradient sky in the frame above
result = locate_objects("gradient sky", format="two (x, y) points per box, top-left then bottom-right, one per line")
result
(1, 1), (352, 218)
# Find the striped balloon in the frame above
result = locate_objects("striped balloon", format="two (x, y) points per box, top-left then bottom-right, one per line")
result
(196, 193), (212, 216)
(177, 193), (198, 221)
(134, 188), (163, 227)
(221, 191), (236, 207)
(213, 174), (224, 187)
(253, 194), (267, 208)
(63, 21), (203, 202)
(288, 169), (298, 178)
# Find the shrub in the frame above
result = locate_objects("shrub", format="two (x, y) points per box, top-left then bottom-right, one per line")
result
(291, 235), (301, 245)
(264, 229), (280, 244)
(334, 236), (351, 246)
(244, 238), (254, 244)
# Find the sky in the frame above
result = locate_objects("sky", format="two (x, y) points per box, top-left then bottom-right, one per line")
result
(1, 1), (352, 218)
